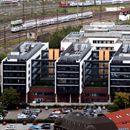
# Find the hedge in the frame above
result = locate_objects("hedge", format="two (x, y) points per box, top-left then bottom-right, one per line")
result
(0, 118), (55, 124)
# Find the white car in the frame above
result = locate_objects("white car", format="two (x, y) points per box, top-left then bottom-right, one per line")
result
(48, 113), (61, 119)
(17, 113), (27, 119)
(6, 124), (16, 130)
(0, 115), (3, 120)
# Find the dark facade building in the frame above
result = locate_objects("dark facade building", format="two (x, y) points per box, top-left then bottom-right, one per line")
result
(110, 43), (130, 100)
(54, 112), (118, 130)
(55, 43), (92, 103)
(2, 22), (130, 103)
(1, 41), (49, 102)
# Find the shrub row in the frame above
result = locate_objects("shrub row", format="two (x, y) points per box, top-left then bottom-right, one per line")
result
(0, 118), (55, 124)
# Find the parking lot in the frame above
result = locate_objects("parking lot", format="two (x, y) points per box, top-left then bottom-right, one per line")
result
(4, 108), (53, 120)
(4, 107), (83, 120)
(0, 106), (108, 130)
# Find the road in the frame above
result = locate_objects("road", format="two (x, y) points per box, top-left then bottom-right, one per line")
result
(0, 123), (54, 130)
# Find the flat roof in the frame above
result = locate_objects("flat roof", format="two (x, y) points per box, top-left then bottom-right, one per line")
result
(7, 41), (45, 61)
(81, 24), (130, 32)
(58, 42), (91, 63)
(84, 31), (122, 38)
(111, 43), (130, 62)
(61, 32), (84, 42)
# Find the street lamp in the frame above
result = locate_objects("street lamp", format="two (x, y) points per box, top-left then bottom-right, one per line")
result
(22, 0), (25, 22)
(76, 0), (79, 25)
(2, 13), (7, 52)
(99, 0), (102, 22)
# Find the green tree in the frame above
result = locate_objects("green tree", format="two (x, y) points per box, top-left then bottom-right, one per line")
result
(114, 92), (130, 109)
(0, 52), (6, 63)
(0, 87), (20, 109)
(48, 26), (81, 48)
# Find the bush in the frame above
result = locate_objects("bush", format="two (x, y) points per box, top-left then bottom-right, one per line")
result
(51, 104), (61, 108)
(107, 104), (120, 112)
(0, 118), (55, 124)
(0, 52), (6, 63)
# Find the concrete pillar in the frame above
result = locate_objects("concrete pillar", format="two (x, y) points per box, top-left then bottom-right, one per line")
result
(26, 93), (28, 103)
(108, 94), (111, 103)
(55, 94), (58, 103)
(79, 94), (81, 103)
(69, 94), (71, 103)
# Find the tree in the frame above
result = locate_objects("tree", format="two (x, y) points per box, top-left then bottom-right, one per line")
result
(0, 87), (20, 109)
(0, 52), (6, 63)
(40, 0), (45, 16)
(48, 26), (81, 48)
(113, 92), (130, 109)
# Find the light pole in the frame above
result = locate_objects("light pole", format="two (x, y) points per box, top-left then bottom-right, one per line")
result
(3, 13), (7, 52)
(76, 0), (79, 25)
(99, 0), (102, 22)
(22, 0), (25, 22)
(56, 8), (59, 30)
(31, 0), (34, 18)
(34, 0), (38, 37)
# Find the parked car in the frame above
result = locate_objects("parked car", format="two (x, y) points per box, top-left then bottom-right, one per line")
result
(52, 109), (62, 114)
(41, 123), (51, 129)
(17, 113), (28, 119)
(62, 108), (72, 114)
(0, 114), (4, 120)
(5, 124), (16, 130)
(48, 113), (61, 119)
(22, 109), (31, 115)
(32, 109), (42, 115)
(28, 125), (41, 130)
(2, 109), (8, 117)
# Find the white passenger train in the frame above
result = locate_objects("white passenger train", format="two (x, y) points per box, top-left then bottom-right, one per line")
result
(10, 12), (93, 32)
(59, 0), (130, 7)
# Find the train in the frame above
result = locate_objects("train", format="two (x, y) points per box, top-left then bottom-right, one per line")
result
(10, 12), (93, 32)
(59, 0), (130, 8)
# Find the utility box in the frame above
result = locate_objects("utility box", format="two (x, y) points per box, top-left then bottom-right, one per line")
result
(27, 32), (36, 39)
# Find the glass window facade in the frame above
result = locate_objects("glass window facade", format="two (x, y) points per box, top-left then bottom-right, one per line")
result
(84, 60), (108, 87)
(32, 59), (55, 86)
(3, 61), (26, 94)
(56, 63), (80, 94)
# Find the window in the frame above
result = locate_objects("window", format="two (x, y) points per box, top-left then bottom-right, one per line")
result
(28, 64), (30, 68)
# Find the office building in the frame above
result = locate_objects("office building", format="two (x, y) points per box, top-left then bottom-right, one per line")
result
(1, 41), (48, 102)
(2, 22), (130, 103)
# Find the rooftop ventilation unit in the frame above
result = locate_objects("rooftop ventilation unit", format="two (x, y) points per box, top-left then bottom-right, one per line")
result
(122, 44), (128, 53)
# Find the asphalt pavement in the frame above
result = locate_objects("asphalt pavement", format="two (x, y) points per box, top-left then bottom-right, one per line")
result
(5, 108), (61, 120)
(0, 123), (54, 130)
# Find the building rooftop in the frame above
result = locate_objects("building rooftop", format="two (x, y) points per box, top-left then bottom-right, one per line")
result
(55, 112), (118, 130)
(81, 23), (130, 33)
(105, 108), (130, 129)
(7, 41), (47, 61)
(61, 32), (84, 43)
(111, 43), (130, 62)
(58, 42), (91, 63)
(84, 31), (122, 38)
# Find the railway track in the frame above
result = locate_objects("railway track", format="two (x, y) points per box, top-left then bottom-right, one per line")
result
(0, 11), (118, 44)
